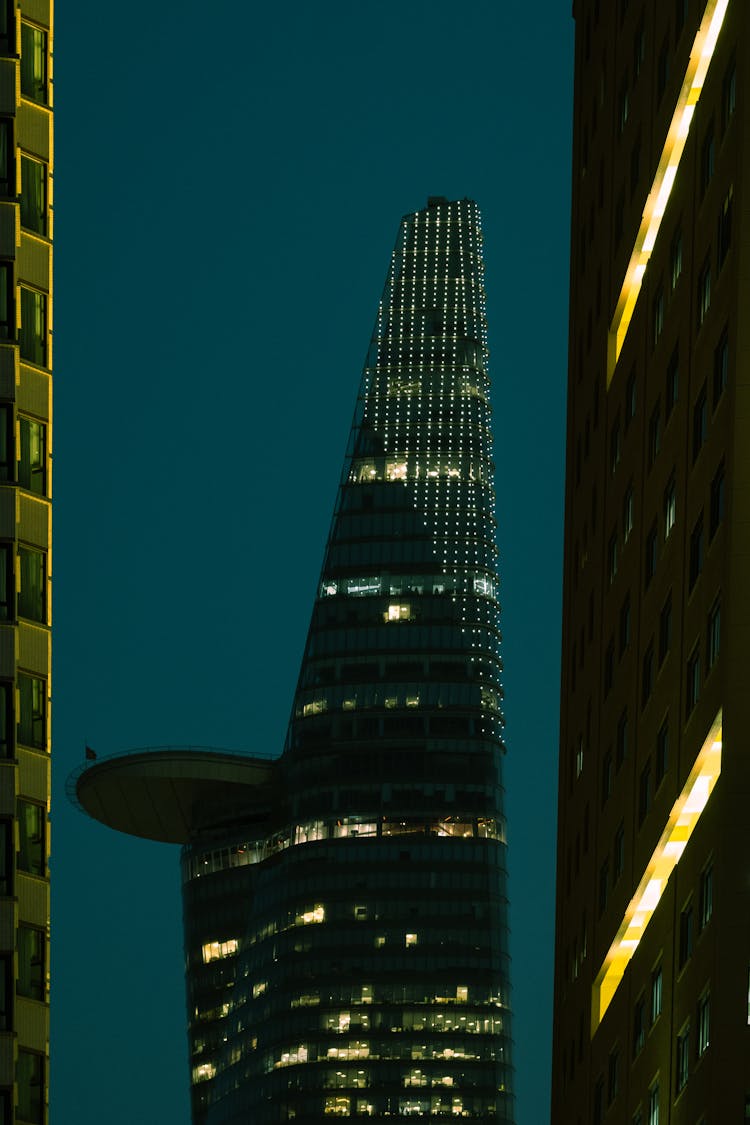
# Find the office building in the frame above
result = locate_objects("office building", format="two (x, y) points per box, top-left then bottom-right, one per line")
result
(74, 197), (515, 1122)
(0, 4), (53, 1124)
(552, 1), (747, 1122)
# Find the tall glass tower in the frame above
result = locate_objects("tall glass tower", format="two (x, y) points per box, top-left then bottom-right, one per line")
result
(74, 197), (515, 1123)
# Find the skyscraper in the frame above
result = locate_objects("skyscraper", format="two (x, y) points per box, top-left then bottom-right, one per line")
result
(553, 2), (746, 1121)
(0, 5), (53, 1124)
(74, 197), (515, 1122)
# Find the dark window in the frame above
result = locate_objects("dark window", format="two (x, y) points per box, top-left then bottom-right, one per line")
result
(697, 259), (711, 327)
(713, 326), (728, 406)
(659, 593), (672, 663)
(642, 642), (654, 707)
(16, 1049), (43, 1124)
(718, 187), (733, 270)
(17, 925), (43, 1000)
(0, 405), (10, 480)
(616, 710), (628, 769)
(610, 418), (621, 474)
(19, 287), (47, 367)
(645, 522), (658, 586)
(623, 485), (634, 542)
(0, 118), (13, 197)
(653, 287), (664, 346)
(634, 20), (645, 77)
(656, 717), (669, 785)
(599, 859), (609, 914)
(670, 227), (682, 290)
(613, 823), (625, 881)
(17, 672), (45, 749)
(648, 1083), (660, 1125)
(608, 531), (618, 583)
(709, 461), (725, 538)
(679, 901), (694, 966)
(666, 347), (679, 417)
(0, 262), (14, 340)
(18, 546), (45, 622)
(0, 1), (14, 52)
(639, 759), (652, 823)
(0, 544), (12, 620)
(648, 404), (661, 467)
(675, 0), (687, 37)
(699, 863), (713, 930)
(0, 953), (10, 1031)
(707, 598), (720, 672)
(593, 1077), (604, 1125)
(17, 800), (44, 875)
(689, 515), (704, 589)
(664, 477), (676, 538)
(18, 417), (46, 495)
(701, 124), (715, 194)
(633, 996), (645, 1056)
(601, 751), (613, 806)
(604, 639), (614, 696)
(650, 965), (663, 1024)
(630, 136), (641, 194)
(697, 992), (710, 1056)
(657, 36), (670, 100)
(0, 819), (10, 894)
(693, 384), (707, 459)
(20, 23), (47, 105)
(625, 368), (637, 426)
(687, 646), (701, 715)
(619, 74), (630, 132)
(20, 156), (46, 236)
(608, 1047), (620, 1103)
(619, 595), (631, 656)
(676, 1023), (690, 1092)
(722, 55), (736, 131)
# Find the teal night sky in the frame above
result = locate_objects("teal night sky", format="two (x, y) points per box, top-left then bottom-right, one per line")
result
(52, 3), (573, 1122)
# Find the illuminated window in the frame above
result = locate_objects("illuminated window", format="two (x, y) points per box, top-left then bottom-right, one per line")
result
(202, 938), (238, 963)
(676, 1024), (690, 1092)
(296, 904), (325, 925)
(302, 699), (327, 717)
(192, 1062), (216, 1084)
(374, 936), (385, 948)
(386, 461), (407, 481)
(354, 905), (368, 921)
(405, 933), (418, 947)
(20, 22), (47, 105)
(385, 604), (411, 623)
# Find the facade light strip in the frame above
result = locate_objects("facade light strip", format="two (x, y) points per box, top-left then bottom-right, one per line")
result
(591, 711), (722, 1034)
(607, 0), (730, 384)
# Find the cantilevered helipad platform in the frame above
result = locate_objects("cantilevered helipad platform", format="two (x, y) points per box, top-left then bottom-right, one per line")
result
(68, 747), (276, 844)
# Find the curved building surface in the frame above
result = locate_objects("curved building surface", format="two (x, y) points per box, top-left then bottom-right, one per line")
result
(74, 197), (515, 1124)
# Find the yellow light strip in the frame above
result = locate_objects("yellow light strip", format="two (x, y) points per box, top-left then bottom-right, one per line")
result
(591, 712), (722, 1034)
(607, 0), (730, 383)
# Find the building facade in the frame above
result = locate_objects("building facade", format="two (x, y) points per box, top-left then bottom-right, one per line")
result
(553, 1), (748, 1122)
(0, 3), (53, 1124)
(75, 197), (515, 1123)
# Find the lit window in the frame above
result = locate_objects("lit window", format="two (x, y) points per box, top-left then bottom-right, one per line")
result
(385, 461), (407, 481)
(354, 905), (368, 921)
(296, 904), (324, 925)
(302, 699), (327, 717)
(405, 933), (418, 947)
(201, 938), (238, 963)
(192, 1062), (216, 1084)
(385, 604), (411, 623)
(20, 22), (47, 105)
